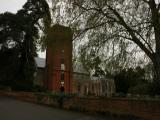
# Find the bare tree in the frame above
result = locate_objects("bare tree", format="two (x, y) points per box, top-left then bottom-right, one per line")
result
(50, 0), (160, 81)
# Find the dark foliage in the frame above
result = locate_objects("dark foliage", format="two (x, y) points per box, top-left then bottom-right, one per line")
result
(114, 67), (147, 94)
(148, 80), (160, 95)
(0, 0), (50, 90)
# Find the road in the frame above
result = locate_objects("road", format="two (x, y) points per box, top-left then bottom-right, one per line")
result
(0, 96), (107, 120)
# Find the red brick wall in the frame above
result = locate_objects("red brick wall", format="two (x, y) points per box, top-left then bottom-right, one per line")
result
(63, 97), (160, 120)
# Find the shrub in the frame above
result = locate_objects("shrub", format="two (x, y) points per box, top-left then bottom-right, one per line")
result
(128, 83), (149, 95)
(46, 92), (75, 107)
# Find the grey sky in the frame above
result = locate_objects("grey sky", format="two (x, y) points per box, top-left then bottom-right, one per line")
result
(0, 0), (27, 13)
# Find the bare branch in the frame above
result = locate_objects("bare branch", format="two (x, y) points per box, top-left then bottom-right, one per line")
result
(73, 21), (109, 40)
(142, 0), (149, 3)
(107, 5), (154, 60)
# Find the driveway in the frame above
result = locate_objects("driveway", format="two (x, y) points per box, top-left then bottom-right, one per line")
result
(0, 96), (107, 120)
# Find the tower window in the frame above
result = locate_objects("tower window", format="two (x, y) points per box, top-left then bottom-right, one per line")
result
(61, 58), (64, 64)
(60, 49), (65, 70)
(61, 63), (65, 70)
(62, 49), (64, 53)
(61, 71), (64, 81)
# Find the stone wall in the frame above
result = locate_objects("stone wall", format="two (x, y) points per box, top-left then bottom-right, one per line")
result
(0, 91), (160, 120)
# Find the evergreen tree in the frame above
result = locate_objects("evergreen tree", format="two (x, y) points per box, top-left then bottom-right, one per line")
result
(0, 0), (51, 90)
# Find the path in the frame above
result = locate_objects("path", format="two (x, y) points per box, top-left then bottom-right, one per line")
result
(0, 96), (107, 120)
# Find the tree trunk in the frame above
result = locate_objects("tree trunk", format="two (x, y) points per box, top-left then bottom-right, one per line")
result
(149, 0), (160, 82)
(150, 54), (160, 95)
(153, 54), (160, 82)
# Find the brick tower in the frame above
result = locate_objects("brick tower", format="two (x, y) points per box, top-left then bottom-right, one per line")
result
(45, 24), (73, 93)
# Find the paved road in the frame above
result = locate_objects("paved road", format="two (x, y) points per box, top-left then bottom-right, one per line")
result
(0, 97), (107, 120)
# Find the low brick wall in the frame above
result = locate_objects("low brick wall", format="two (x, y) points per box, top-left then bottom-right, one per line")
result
(0, 91), (61, 107)
(63, 97), (160, 120)
(0, 91), (37, 102)
(0, 91), (160, 120)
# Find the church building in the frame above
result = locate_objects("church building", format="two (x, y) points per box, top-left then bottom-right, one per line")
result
(34, 24), (115, 96)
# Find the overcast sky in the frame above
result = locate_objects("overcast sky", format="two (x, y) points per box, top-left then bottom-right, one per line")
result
(0, 0), (27, 13)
